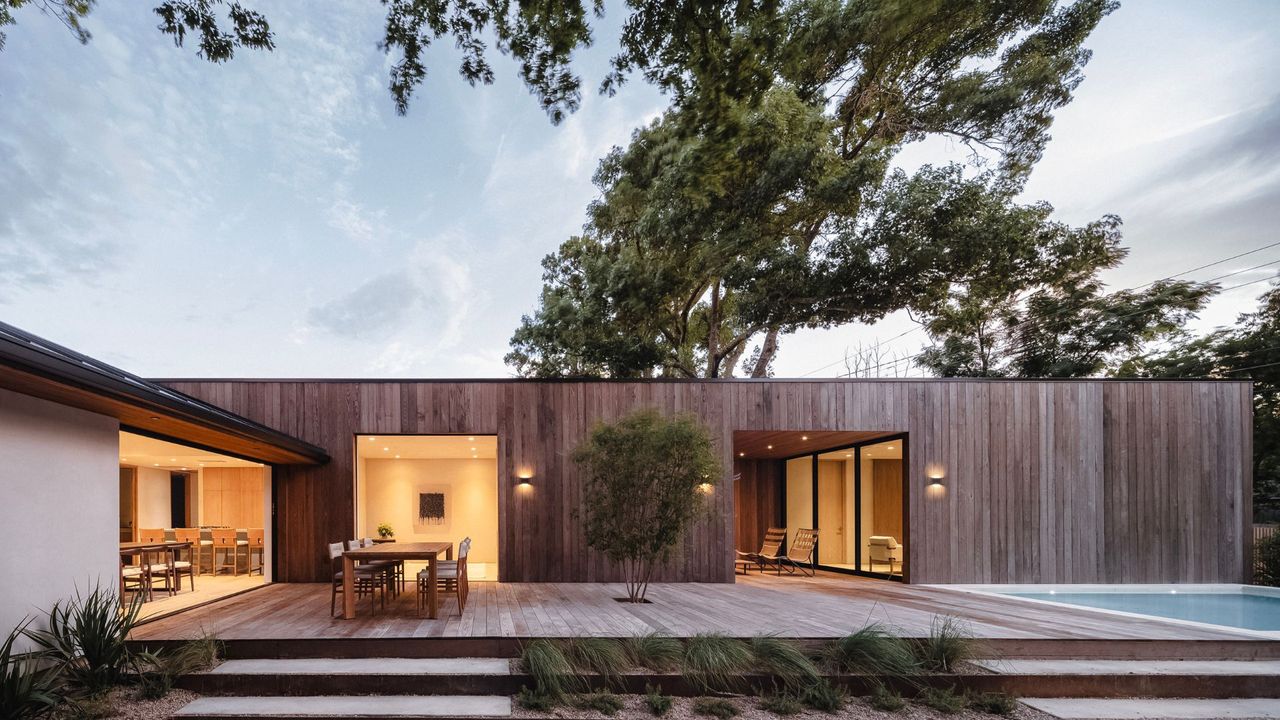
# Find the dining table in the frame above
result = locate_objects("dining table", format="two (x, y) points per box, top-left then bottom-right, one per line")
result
(119, 540), (193, 590)
(341, 541), (452, 619)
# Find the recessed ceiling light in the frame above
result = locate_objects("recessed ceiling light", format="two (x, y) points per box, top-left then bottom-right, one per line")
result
(468, 436), (475, 441)
(170, 458), (176, 462)
(153, 463), (160, 467)
(766, 444), (773, 449)
(383, 447), (389, 451)
(199, 463), (205, 466)
(887, 446), (894, 450)
(738, 452), (745, 457)
(845, 453), (852, 457)
(181, 467), (188, 471)
(394, 455), (400, 459)
(801, 435), (808, 441)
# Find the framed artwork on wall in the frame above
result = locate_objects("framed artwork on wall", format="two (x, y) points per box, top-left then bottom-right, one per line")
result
(413, 484), (451, 532)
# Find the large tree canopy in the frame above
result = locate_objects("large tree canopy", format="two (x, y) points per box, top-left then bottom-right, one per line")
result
(507, 0), (1124, 378)
(2, 0), (1114, 125)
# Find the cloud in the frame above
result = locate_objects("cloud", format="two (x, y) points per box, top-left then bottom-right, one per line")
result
(307, 271), (420, 339)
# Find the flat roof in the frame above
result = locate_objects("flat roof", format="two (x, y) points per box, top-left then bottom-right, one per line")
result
(0, 321), (328, 465)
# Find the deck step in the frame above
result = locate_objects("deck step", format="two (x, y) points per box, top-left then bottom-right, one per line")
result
(174, 694), (511, 719)
(210, 658), (511, 675)
(977, 659), (1280, 675)
(1022, 697), (1280, 719)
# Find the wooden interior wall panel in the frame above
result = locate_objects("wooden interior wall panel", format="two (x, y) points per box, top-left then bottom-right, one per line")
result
(871, 460), (904, 542)
(160, 379), (1252, 585)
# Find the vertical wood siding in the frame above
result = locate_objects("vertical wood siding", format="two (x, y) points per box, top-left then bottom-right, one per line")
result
(161, 380), (1252, 585)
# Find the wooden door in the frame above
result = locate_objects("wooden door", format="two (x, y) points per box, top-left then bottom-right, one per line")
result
(817, 460), (846, 564)
(119, 467), (136, 542)
(871, 460), (903, 542)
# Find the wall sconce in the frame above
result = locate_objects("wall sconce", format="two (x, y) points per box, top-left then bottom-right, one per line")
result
(927, 473), (945, 488)
(515, 470), (534, 487)
(697, 482), (714, 494)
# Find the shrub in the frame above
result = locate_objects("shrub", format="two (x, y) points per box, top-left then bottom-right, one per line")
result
(915, 616), (977, 673)
(799, 679), (844, 713)
(520, 639), (576, 699)
(135, 631), (225, 699)
(516, 685), (556, 711)
(562, 637), (629, 685)
(683, 634), (753, 693)
(868, 684), (906, 711)
(749, 636), (820, 691)
(1256, 532), (1280, 586)
(573, 409), (721, 602)
(28, 585), (143, 695)
(917, 686), (967, 714)
(643, 684), (673, 716)
(1, 619), (61, 719)
(825, 624), (917, 677)
(757, 692), (802, 716)
(968, 691), (1018, 716)
(573, 689), (625, 716)
(626, 632), (684, 671)
(692, 697), (740, 719)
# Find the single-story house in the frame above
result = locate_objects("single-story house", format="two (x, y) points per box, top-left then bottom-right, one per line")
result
(0, 320), (1254, 638)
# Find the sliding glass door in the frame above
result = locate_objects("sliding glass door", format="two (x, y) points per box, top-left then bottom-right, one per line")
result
(781, 435), (906, 580)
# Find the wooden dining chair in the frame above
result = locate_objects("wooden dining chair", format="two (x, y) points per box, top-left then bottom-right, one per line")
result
(211, 529), (238, 575)
(169, 530), (197, 591)
(328, 542), (384, 616)
(346, 539), (396, 596)
(121, 557), (151, 603)
(418, 538), (469, 616)
(247, 528), (265, 576)
(144, 545), (177, 597)
(138, 528), (165, 543)
(362, 536), (403, 593)
(197, 528), (215, 574)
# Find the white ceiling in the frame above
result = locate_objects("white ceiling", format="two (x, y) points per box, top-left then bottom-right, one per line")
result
(119, 432), (263, 470)
(356, 435), (497, 460)
(818, 440), (903, 461)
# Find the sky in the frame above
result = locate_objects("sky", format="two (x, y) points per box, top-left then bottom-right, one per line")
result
(1, 1), (1278, 379)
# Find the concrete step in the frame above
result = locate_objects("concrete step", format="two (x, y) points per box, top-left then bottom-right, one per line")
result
(977, 659), (1280, 675)
(181, 658), (517, 696)
(210, 658), (511, 675)
(1022, 697), (1280, 719)
(174, 694), (511, 719)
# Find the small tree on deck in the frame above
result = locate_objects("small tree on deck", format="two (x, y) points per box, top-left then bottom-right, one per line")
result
(572, 409), (721, 602)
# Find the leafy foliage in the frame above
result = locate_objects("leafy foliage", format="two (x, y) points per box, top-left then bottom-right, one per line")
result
(757, 692), (803, 716)
(916, 214), (1214, 378)
(1, 619), (61, 720)
(1120, 285), (1280, 522)
(915, 617), (977, 674)
(692, 697), (740, 719)
(573, 410), (720, 602)
(572, 689), (625, 716)
(968, 691), (1019, 716)
(643, 684), (673, 716)
(917, 685), (967, 714)
(516, 685), (557, 711)
(868, 684), (906, 712)
(153, 0), (273, 62)
(625, 633), (684, 671)
(27, 585), (143, 696)
(520, 639), (577, 700)
(133, 632), (222, 700)
(824, 624), (917, 677)
(683, 634), (754, 693)
(1254, 531), (1280, 587)
(508, 1), (1120, 378)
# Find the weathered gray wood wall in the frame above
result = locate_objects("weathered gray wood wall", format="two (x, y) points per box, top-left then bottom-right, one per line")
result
(161, 379), (1252, 584)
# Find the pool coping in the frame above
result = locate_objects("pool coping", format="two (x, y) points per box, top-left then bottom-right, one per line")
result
(934, 584), (1280, 640)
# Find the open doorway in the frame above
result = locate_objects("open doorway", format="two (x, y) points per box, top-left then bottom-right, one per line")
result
(118, 432), (271, 618)
(354, 435), (499, 581)
(735, 431), (906, 580)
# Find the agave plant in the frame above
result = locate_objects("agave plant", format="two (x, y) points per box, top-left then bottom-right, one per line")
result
(1, 619), (62, 720)
(27, 585), (143, 695)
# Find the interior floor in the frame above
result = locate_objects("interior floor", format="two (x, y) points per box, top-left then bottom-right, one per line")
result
(135, 574), (265, 621)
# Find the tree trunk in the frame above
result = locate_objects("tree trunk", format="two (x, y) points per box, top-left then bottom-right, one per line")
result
(706, 280), (721, 378)
(750, 328), (780, 378)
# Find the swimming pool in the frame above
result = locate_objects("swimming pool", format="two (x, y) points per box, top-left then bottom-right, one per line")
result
(949, 584), (1280, 635)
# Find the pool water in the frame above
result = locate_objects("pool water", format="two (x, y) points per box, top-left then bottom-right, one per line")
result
(1008, 591), (1280, 631)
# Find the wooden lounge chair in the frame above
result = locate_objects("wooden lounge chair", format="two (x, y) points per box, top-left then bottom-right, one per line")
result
(760, 528), (819, 576)
(737, 527), (786, 573)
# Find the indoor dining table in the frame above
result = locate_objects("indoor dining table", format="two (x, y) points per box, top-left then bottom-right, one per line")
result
(341, 541), (452, 619)
(119, 540), (193, 590)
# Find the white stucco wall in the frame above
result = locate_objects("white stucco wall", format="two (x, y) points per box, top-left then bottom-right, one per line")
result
(136, 466), (172, 530)
(0, 387), (119, 650)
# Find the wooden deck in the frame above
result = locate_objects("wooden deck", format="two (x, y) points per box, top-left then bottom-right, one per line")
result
(132, 573), (1264, 643)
